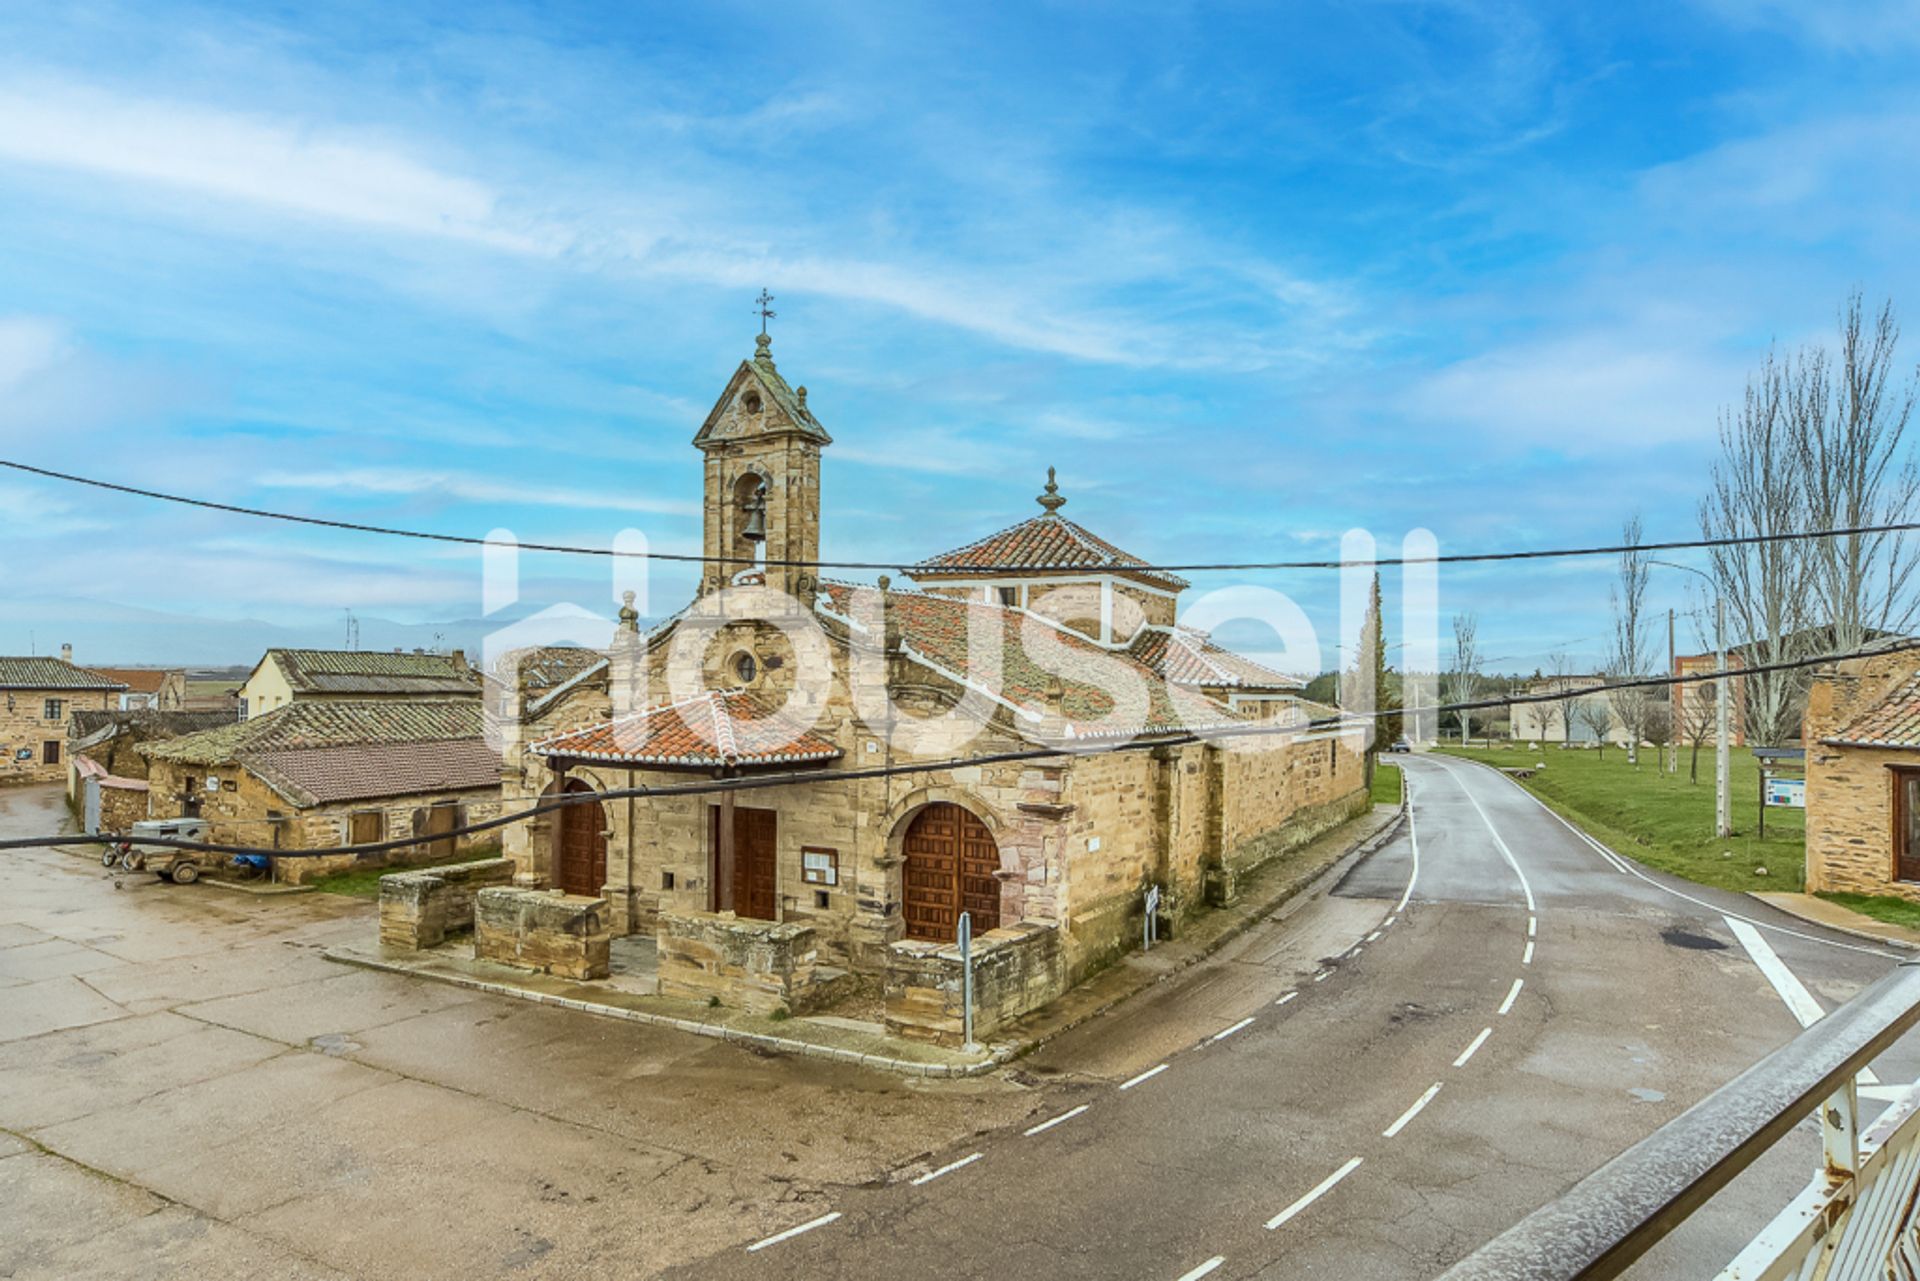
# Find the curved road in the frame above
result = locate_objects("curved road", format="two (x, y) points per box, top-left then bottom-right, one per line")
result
(668, 754), (1920, 1280)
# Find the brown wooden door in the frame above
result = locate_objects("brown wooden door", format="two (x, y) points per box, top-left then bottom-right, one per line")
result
(556, 780), (607, 897)
(711, 804), (778, 920)
(1898, 772), (1920, 884)
(903, 802), (1000, 942)
(425, 802), (459, 860)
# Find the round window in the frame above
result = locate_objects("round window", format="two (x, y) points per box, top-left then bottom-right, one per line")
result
(741, 390), (762, 414)
(732, 652), (758, 685)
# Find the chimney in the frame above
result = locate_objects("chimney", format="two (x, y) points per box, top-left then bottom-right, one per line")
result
(449, 649), (467, 671)
(60, 643), (72, 664)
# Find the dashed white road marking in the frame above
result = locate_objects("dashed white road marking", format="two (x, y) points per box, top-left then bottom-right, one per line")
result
(1120, 1064), (1169, 1091)
(1312, 968), (1333, 983)
(1382, 1082), (1443, 1138)
(1527, 916), (1537, 938)
(912, 1153), (982, 1185)
(1266, 1157), (1363, 1230)
(1366, 930), (1383, 943)
(1725, 915), (1881, 1085)
(1498, 979), (1524, 1016)
(1275, 991), (1298, 1006)
(1522, 941), (1535, 966)
(1211, 1017), (1256, 1043)
(1175, 1257), (1226, 1281)
(747, 1211), (842, 1251)
(1453, 1027), (1493, 1068)
(1024, 1105), (1090, 1136)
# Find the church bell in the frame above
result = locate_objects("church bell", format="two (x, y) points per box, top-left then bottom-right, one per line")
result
(741, 481), (768, 543)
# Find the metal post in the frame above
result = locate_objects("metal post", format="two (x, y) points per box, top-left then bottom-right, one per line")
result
(1667, 608), (1677, 775)
(1144, 884), (1161, 952)
(958, 910), (976, 1053)
(1822, 1076), (1860, 1186)
(1728, 599), (1743, 841)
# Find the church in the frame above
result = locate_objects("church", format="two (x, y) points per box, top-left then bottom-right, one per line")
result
(496, 332), (1368, 1037)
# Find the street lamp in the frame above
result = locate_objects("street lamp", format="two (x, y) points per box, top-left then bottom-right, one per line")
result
(1650, 560), (1732, 839)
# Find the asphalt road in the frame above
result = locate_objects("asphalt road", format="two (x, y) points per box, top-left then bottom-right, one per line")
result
(668, 753), (1920, 1281)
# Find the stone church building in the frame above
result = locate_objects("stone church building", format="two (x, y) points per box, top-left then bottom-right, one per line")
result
(497, 334), (1367, 1034)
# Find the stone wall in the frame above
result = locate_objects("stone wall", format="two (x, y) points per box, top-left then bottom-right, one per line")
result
(656, 911), (822, 1015)
(1806, 651), (1920, 898)
(884, 921), (1064, 1047)
(378, 858), (516, 950)
(474, 887), (610, 980)
(0, 689), (114, 785)
(96, 779), (149, 834)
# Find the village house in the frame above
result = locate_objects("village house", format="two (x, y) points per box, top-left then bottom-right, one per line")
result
(1804, 648), (1920, 900)
(237, 647), (478, 721)
(0, 649), (127, 784)
(66, 708), (235, 833)
(142, 699), (503, 883)
(1508, 674), (1637, 747)
(84, 667), (189, 712)
(495, 334), (1368, 1038)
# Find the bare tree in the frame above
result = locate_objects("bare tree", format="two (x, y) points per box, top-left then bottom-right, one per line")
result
(1796, 291), (1920, 654)
(1608, 513), (1654, 763)
(1547, 651), (1582, 748)
(1643, 699), (1672, 755)
(1576, 693), (1615, 757)
(1443, 612), (1481, 746)
(1679, 673), (1715, 783)
(1702, 345), (1812, 745)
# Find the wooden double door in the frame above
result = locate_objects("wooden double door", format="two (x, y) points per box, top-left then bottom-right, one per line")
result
(711, 803), (778, 920)
(902, 802), (1001, 942)
(555, 779), (607, 897)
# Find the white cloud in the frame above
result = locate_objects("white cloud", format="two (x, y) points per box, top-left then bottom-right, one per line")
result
(0, 317), (69, 390)
(1694, 0), (1920, 51)
(256, 467), (700, 518)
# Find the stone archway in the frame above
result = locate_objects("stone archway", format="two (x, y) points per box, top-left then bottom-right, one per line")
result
(899, 802), (1001, 943)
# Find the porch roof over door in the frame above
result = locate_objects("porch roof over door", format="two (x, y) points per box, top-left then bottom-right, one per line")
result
(530, 688), (843, 772)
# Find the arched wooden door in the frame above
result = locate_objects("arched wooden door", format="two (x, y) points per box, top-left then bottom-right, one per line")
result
(554, 778), (607, 898)
(902, 802), (1000, 942)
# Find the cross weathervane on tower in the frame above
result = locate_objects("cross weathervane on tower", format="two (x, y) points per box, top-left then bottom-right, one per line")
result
(755, 288), (777, 336)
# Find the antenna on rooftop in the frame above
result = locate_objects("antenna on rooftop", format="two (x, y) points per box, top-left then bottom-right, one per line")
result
(343, 608), (359, 651)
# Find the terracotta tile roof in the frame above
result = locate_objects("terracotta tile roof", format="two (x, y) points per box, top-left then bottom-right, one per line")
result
(266, 649), (479, 697)
(84, 668), (173, 694)
(142, 699), (482, 766)
(244, 739), (502, 807)
(1127, 627), (1305, 691)
(0, 657), (128, 691)
(814, 582), (1239, 741)
(532, 688), (844, 769)
(913, 514), (1190, 591)
(1826, 669), (1920, 748)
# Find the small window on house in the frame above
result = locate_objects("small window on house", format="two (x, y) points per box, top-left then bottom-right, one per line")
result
(237, 698), (249, 722)
(741, 390), (762, 414)
(732, 651), (758, 685)
(814, 889), (831, 910)
(349, 811), (384, 846)
(997, 587), (1018, 607)
(42, 740), (60, 765)
(661, 870), (676, 890)
(43, 698), (62, 720)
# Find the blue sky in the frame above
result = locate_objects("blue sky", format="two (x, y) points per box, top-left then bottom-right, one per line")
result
(1, 0), (1916, 671)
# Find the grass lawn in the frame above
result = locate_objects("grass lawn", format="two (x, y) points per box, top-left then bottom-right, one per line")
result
(1435, 745), (1804, 894)
(307, 841), (503, 898)
(1371, 759), (1404, 806)
(1817, 892), (1920, 932)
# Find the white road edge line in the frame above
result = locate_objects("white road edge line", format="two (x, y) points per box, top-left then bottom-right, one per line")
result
(1444, 765), (1536, 912)
(1724, 915), (1881, 1085)
(1211, 1017), (1256, 1043)
(1276, 991), (1298, 1006)
(1431, 755), (1898, 959)
(911, 1153), (983, 1186)
(1312, 968), (1333, 983)
(1383, 1082), (1443, 1138)
(1453, 1027), (1494, 1068)
(1265, 1156), (1364, 1230)
(747, 1211), (842, 1252)
(1528, 916), (1537, 938)
(1499, 978), (1524, 1016)
(1394, 772), (1421, 913)
(1366, 930), (1383, 943)
(1120, 1064), (1169, 1090)
(1175, 1257), (1226, 1281)
(1522, 941), (1535, 966)
(1024, 1104), (1090, 1136)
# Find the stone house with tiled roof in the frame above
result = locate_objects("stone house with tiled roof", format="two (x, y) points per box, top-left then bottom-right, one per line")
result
(1806, 649), (1920, 899)
(141, 699), (502, 883)
(502, 335), (1367, 1032)
(0, 651), (126, 784)
(237, 647), (478, 721)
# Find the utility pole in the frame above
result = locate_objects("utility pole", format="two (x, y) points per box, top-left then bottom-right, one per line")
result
(1667, 608), (1677, 774)
(1715, 595), (1731, 839)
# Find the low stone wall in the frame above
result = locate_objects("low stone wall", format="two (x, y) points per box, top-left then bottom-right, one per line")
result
(656, 912), (820, 1016)
(474, 887), (610, 981)
(378, 858), (516, 950)
(884, 921), (1063, 1047)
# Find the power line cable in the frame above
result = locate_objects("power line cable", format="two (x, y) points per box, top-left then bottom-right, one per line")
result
(7, 457), (1919, 574)
(11, 636), (1912, 859)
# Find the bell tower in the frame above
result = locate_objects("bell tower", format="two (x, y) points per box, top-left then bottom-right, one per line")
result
(691, 331), (831, 601)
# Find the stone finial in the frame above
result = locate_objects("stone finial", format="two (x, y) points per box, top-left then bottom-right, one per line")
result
(617, 589), (640, 633)
(796, 385), (808, 409)
(877, 574), (891, 594)
(1044, 672), (1066, 709)
(1037, 467), (1066, 516)
(754, 332), (774, 365)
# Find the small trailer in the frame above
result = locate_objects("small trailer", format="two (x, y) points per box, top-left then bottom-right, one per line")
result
(108, 818), (212, 884)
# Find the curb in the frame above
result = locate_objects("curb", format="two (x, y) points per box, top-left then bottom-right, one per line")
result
(999, 801), (1410, 1060)
(322, 946), (1013, 1079)
(200, 878), (315, 897)
(1744, 893), (1920, 952)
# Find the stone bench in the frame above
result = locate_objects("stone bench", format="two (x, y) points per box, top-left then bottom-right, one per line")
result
(378, 858), (516, 950)
(657, 911), (823, 1017)
(474, 887), (610, 981)
(885, 921), (1063, 1047)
